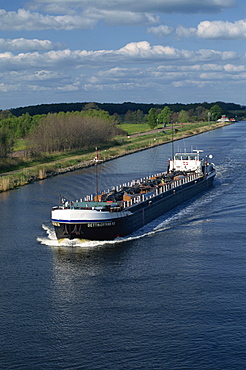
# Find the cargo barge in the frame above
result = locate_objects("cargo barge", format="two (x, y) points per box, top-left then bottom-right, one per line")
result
(51, 150), (215, 241)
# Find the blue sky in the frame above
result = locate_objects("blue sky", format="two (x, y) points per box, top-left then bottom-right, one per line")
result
(1, 0), (246, 109)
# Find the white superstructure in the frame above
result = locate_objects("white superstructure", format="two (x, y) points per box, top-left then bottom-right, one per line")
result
(169, 150), (205, 173)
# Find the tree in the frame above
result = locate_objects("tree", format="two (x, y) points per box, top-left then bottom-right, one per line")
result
(135, 109), (145, 123)
(0, 127), (15, 157)
(195, 106), (207, 121)
(83, 102), (99, 111)
(210, 104), (222, 120)
(178, 110), (189, 123)
(147, 108), (157, 129)
(113, 113), (121, 124)
(171, 111), (179, 123)
(158, 106), (172, 126)
(124, 110), (133, 123)
(28, 112), (121, 154)
(0, 110), (12, 119)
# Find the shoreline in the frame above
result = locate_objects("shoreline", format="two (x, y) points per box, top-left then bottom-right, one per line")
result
(0, 121), (233, 192)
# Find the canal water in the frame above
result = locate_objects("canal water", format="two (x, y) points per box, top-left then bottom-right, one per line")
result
(1, 122), (246, 369)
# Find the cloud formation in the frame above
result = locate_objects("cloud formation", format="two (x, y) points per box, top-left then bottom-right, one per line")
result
(0, 9), (95, 30)
(0, 41), (236, 71)
(147, 25), (173, 37)
(177, 19), (246, 40)
(0, 0), (245, 108)
(0, 0), (237, 31)
(0, 38), (60, 51)
(30, 0), (236, 14)
(197, 20), (246, 39)
(0, 41), (242, 85)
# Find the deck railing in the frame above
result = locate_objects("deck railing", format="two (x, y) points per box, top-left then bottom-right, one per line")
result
(80, 172), (202, 211)
(120, 172), (201, 209)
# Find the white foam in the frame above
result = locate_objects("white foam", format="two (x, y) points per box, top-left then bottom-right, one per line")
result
(38, 223), (147, 248)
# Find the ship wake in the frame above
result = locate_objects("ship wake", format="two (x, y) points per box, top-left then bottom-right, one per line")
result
(38, 223), (152, 248)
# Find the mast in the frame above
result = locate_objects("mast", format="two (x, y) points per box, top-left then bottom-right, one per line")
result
(171, 122), (174, 159)
(95, 147), (99, 201)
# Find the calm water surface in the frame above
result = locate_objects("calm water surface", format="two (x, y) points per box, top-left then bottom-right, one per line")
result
(1, 122), (246, 369)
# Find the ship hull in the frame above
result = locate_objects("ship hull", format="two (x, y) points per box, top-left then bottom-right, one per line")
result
(52, 173), (215, 241)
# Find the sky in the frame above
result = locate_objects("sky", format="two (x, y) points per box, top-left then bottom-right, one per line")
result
(1, 0), (246, 110)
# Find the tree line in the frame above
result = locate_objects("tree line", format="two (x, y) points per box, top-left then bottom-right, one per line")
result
(0, 101), (238, 160)
(8, 100), (245, 118)
(120, 103), (224, 128)
(146, 104), (224, 129)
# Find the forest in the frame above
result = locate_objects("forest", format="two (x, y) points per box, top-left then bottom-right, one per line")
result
(7, 100), (246, 118)
(0, 101), (243, 162)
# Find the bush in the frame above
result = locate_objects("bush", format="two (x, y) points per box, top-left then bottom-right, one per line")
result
(28, 113), (121, 154)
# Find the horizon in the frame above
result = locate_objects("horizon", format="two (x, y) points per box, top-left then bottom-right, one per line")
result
(7, 100), (245, 113)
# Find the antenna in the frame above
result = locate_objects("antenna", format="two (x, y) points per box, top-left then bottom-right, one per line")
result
(95, 147), (99, 201)
(171, 122), (174, 159)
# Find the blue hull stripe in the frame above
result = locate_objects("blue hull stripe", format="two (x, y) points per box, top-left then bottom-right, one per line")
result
(52, 218), (116, 224)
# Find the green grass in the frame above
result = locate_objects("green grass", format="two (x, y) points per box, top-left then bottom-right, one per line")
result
(120, 123), (153, 135)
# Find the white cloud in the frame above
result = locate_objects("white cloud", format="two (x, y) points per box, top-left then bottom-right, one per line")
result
(177, 19), (246, 40)
(0, 42), (239, 72)
(117, 41), (189, 60)
(58, 84), (79, 91)
(0, 8), (95, 31)
(0, 83), (10, 92)
(0, 38), (60, 51)
(197, 20), (246, 39)
(0, 7), (157, 30)
(83, 8), (159, 25)
(29, 0), (236, 14)
(84, 60), (246, 92)
(23, 70), (66, 81)
(176, 26), (197, 38)
(1, 0), (235, 32)
(1, 40), (245, 106)
(224, 64), (245, 72)
(147, 25), (173, 37)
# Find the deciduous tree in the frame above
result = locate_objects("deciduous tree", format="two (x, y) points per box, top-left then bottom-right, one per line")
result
(178, 110), (189, 123)
(210, 104), (222, 120)
(28, 112), (121, 154)
(0, 127), (14, 157)
(158, 106), (172, 125)
(147, 108), (157, 129)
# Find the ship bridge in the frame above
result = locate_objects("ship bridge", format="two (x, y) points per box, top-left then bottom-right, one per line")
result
(169, 150), (203, 173)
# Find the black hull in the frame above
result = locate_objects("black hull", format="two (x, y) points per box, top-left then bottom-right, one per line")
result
(53, 174), (215, 241)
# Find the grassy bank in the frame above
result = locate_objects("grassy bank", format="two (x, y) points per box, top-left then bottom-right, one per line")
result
(0, 120), (232, 192)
